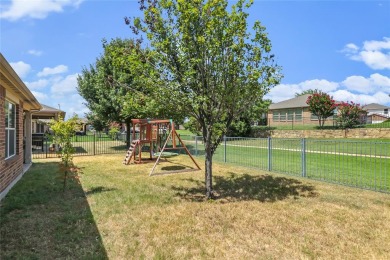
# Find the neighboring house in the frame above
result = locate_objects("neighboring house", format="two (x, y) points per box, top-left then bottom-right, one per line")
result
(1, 53), (42, 200)
(363, 103), (390, 124)
(32, 104), (65, 134)
(31, 104), (65, 151)
(268, 94), (337, 126)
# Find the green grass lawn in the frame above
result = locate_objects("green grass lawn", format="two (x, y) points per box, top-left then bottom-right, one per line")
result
(185, 139), (390, 192)
(0, 161), (106, 259)
(1, 155), (390, 259)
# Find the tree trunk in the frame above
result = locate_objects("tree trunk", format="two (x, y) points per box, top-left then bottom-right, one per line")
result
(205, 144), (213, 199)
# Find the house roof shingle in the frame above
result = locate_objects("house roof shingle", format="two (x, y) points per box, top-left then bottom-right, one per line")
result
(269, 94), (311, 110)
(40, 104), (65, 113)
(362, 103), (390, 110)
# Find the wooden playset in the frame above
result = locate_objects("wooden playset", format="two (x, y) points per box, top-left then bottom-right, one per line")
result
(123, 119), (201, 176)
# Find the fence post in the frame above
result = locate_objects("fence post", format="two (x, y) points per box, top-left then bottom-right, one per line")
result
(45, 136), (48, 159)
(268, 137), (272, 171)
(224, 135), (227, 163)
(302, 138), (306, 177)
(93, 132), (96, 155)
(195, 136), (198, 156)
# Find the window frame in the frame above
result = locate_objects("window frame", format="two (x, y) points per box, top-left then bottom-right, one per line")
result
(5, 100), (16, 159)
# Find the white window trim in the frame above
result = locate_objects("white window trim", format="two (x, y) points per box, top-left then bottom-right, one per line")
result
(5, 100), (16, 159)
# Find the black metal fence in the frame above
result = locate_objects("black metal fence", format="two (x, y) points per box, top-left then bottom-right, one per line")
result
(180, 135), (390, 193)
(32, 132), (128, 159)
(32, 133), (390, 193)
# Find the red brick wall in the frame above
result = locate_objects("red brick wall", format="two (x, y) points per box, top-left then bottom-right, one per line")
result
(0, 85), (5, 178)
(268, 108), (336, 127)
(0, 86), (24, 194)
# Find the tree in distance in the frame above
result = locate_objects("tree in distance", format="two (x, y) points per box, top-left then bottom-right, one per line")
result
(306, 92), (337, 128)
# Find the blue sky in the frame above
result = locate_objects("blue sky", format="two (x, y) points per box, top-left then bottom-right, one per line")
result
(1, 0), (389, 118)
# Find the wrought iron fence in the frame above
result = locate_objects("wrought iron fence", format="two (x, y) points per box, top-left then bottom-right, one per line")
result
(32, 132), (389, 193)
(32, 132), (128, 159)
(181, 136), (390, 193)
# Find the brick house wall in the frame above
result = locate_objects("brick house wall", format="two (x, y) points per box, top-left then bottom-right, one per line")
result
(0, 85), (24, 195)
(268, 107), (337, 127)
(0, 85), (5, 178)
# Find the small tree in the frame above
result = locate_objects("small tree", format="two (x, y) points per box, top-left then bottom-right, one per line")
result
(336, 101), (366, 129)
(306, 92), (337, 128)
(108, 122), (121, 140)
(50, 115), (79, 191)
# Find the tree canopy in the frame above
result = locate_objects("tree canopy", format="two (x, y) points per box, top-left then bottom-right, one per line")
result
(295, 89), (321, 97)
(77, 38), (185, 143)
(306, 92), (337, 128)
(336, 101), (366, 129)
(128, 0), (282, 198)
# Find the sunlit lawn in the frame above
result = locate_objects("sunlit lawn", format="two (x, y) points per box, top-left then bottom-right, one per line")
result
(1, 154), (390, 259)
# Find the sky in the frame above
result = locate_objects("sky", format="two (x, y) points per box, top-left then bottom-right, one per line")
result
(1, 0), (389, 119)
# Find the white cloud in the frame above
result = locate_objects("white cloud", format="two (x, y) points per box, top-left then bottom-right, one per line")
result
(265, 79), (339, 103)
(342, 73), (390, 94)
(264, 83), (301, 103)
(28, 49), (43, 56)
(37, 65), (68, 77)
(31, 90), (48, 101)
(25, 79), (49, 90)
(58, 94), (89, 118)
(330, 90), (390, 106)
(359, 50), (390, 70)
(363, 37), (390, 51)
(342, 43), (359, 54)
(50, 73), (79, 95)
(0, 0), (83, 21)
(266, 73), (390, 106)
(299, 79), (338, 92)
(10, 61), (31, 78)
(45, 92), (88, 118)
(343, 37), (390, 70)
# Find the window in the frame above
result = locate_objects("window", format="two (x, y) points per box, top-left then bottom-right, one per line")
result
(36, 123), (45, 133)
(279, 111), (286, 121)
(274, 109), (303, 122)
(295, 109), (302, 121)
(5, 100), (16, 159)
(287, 110), (294, 121)
(273, 111), (280, 121)
(385, 109), (388, 115)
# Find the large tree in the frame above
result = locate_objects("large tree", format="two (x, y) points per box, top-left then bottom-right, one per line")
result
(77, 38), (184, 145)
(128, 0), (282, 198)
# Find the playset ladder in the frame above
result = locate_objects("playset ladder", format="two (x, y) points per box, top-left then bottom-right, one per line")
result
(123, 139), (140, 165)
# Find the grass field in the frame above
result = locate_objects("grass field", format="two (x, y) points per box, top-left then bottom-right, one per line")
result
(181, 137), (390, 192)
(34, 136), (390, 191)
(1, 154), (389, 259)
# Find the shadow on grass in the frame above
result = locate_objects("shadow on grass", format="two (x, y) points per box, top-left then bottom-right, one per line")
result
(74, 146), (89, 154)
(109, 144), (128, 151)
(0, 162), (108, 259)
(172, 172), (318, 202)
(85, 186), (117, 195)
(161, 165), (187, 171)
